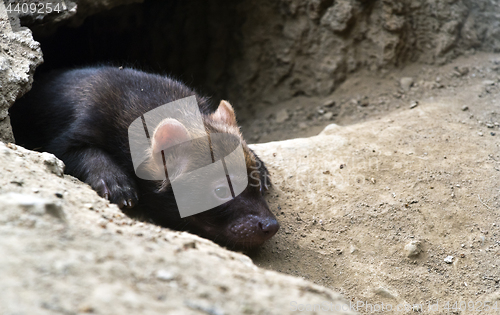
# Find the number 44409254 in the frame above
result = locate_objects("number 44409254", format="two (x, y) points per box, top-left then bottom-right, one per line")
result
(6, 2), (64, 14)
(442, 301), (498, 312)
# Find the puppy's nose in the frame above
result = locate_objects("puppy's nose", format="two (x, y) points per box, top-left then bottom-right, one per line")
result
(257, 218), (280, 239)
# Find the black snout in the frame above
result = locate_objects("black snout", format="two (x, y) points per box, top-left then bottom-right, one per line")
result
(258, 219), (280, 238)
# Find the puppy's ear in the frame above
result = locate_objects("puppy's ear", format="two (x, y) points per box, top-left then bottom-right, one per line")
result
(211, 100), (237, 127)
(151, 118), (190, 154)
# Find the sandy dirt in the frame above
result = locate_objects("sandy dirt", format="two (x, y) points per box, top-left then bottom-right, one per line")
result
(244, 52), (500, 314)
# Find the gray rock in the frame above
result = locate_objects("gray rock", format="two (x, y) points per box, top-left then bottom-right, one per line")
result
(40, 152), (65, 177)
(323, 99), (336, 107)
(404, 241), (422, 258)
(444, 256), (454, 264)
(320, 0), (354, 32)
(400, 77), (414, 92)
(0, 12), (43, 142)
(349, 245), (358, 254)
(156, 269), (176, 281)
(275, 109), (290, 123)
(373, 287), (398, 300)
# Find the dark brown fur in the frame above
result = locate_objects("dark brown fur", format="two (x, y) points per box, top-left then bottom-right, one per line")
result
(9, 66), (279, 249)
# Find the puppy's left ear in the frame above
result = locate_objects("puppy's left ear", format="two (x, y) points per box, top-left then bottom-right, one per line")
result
(211, 100), (237, 127)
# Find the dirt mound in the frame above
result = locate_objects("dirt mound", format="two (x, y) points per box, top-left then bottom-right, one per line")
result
(249, 54), (500, 313)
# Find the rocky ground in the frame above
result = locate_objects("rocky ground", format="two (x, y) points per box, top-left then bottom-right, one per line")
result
(245, 52), (500, 314)
(0, 143), (355, 315)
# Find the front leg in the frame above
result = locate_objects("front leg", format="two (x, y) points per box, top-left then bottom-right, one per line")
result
(59, 147), (138, 208)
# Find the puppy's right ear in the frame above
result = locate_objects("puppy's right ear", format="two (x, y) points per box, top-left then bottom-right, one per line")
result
(211, 100), (238, 127)
(151, 118), (190, 153)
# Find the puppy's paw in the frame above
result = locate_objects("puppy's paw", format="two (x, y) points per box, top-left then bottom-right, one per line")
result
(92, 176), (138, 209)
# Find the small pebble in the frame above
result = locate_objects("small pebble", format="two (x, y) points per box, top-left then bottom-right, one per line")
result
(410, 101), (419, 109)
(478, 132), (483, 136)
(78, 305), (94, 313)
(444, 256), (454, 264)
(400, 77), (414, 92)
(350, 245), (358, 254)
(55, 192), (63, 198)
(298, 122), (308, 130)
(404, 241), (422, 257)
(454, 66), (469, 76)
(323, 112), (334, 120)
(275, 109), (289, 123)
(156, 269), (175, 281)
(323, 99), (336, 107)
(40, 152), (65, 177)
(97, 219), (108, 228)
(461, 105), (469, 111)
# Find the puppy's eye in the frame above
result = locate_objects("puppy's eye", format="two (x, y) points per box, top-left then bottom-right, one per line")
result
(214, 186), (230, 199)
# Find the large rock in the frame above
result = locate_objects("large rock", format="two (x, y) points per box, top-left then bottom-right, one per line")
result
(0, 141), (355, 314)
(227, 0), (500, 106)
(0, 3), (43, 143)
